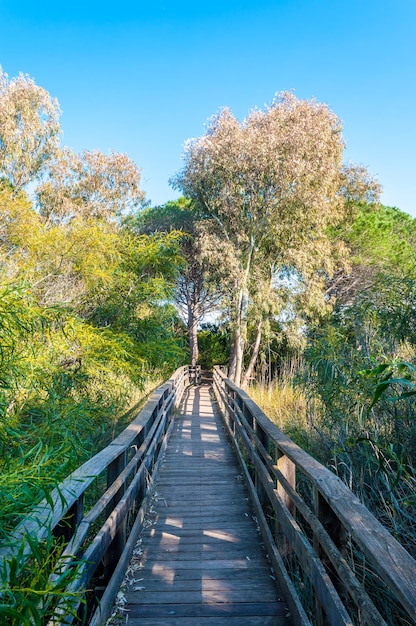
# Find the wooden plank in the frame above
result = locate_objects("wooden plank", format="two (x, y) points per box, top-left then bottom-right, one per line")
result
(128, 565), (273, 582)
(127, 617), (288, 626)
(140, 541), (264, 554)
(144, 522), (261, 534)
(123, 576), (276, 593)
(149, 512), (256, 522)
(154, 496), (250, 505)
(125, 588), (279, 603)
(127, 601), (288, 618)
(140, 541), (262, 553)
(144, 529), (255, 544)
(137, 558), (269, 569)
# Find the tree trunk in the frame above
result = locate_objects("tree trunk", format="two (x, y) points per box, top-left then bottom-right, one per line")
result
(228, 239), (255, 386)
(229, 326), (244, 386)
(228, 286), (248, 386)
(188, 304), (199, 367)
(228, 332), (238, 381)
(234, 331), (245, 387)
(241, 319), (263, 388)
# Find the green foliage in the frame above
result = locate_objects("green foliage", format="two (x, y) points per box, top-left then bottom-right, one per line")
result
(358, 273), (416, 345)
(197, 324), (229, 369)
(359, 360), (416, 407)
(128, 196), (194, 234)
(251, 206), (416, 574)
(0, 441), (66, 540)
(0, 531), (84, 625)
(0, 187), (186, 622)
(340, 204), (416, 274)
(0, 73), (188, 623)
(298, 282), (416, 461)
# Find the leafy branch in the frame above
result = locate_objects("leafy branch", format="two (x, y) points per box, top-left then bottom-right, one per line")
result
(359, 360), (416, 409)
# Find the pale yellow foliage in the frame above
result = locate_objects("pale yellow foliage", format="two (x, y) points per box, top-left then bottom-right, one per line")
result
(0, 184), (123, 308)
(37, 147), (145, 222)
(173, 92), (380, 382)
(0, 66), (61, 189)
(248, 381), (309, 432)
(175, 92), (347, 249)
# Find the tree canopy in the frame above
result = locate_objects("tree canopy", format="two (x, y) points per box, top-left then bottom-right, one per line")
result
(36, 147), (145, 223)
(0, 66), (60, 190)
(131, 198), (220, 366)
(172, 92), (380, 384)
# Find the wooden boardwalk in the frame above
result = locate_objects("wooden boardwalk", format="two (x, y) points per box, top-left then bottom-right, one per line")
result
(122, 384), (292, 625)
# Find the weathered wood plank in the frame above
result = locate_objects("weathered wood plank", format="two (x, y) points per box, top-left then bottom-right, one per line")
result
(128, 565), (273, 582)
(157, 496), (249, 504)
(125, 588), (279, 603)
(146, 528), (258, 547)
(140, 539), (264, 553)
(127, 601), (288, 618)
(127, 617), (288, 626)
(144, 521), (261, 533)
(123, 576), (276, 593)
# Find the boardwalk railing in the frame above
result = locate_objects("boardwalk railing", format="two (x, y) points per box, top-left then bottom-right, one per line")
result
(213, 366), (416, 626)
(0, 365), (198, 625)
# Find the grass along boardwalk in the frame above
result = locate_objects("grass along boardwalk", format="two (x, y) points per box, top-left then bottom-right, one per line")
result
(116, 383), (292, 625)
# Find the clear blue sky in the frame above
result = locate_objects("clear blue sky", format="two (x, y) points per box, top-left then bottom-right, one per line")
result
(0, 0), (415, 216)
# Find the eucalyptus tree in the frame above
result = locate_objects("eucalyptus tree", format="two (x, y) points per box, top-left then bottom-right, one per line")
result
(172, 92), (380, 385)
(0, 67), (61, 190)
(36, 147), (145, 223)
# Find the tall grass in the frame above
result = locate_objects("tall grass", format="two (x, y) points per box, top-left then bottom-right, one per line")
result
(248, 353), (416, 560)
(0, 282), (174, 625)
(248, 356), (331, 461)
(248, 351), (416, 625)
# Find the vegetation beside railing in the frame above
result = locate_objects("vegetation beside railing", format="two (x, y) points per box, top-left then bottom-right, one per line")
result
(213, 366), (416, 626)
(0, 366), (195, 625)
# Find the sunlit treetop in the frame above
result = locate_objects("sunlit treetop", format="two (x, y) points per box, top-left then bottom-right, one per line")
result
(0, 66), (61, 190)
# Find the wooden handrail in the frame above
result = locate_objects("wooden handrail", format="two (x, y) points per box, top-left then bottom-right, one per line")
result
(213, 366), (416, 626)
(0, 365), (192, 624)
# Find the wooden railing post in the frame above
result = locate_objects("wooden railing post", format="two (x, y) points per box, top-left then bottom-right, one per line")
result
(242, 403), (253, 429)
(313, 488), (334, 625)
(313, 487), (347, 585)
(274, 451), (296, 555)
(253, 421), (268, 508)
(224, 381), (235, 433)
(276, 452), (296, 515)
(103, 450), (128, 584)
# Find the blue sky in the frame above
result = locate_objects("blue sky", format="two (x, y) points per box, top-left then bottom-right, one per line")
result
(0, 0), (415, 216)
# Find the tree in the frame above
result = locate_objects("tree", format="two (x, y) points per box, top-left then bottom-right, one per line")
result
(327, 203), (416, 306)
(0, 181), (185, 374)
(172, 92), (380, 385)
(132, 198), (220, 366)
(0, 67), (60, 190)
(36, 147), (145, 223)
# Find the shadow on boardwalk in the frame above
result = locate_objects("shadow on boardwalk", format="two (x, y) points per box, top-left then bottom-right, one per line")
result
(116, 384), (292, 626)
